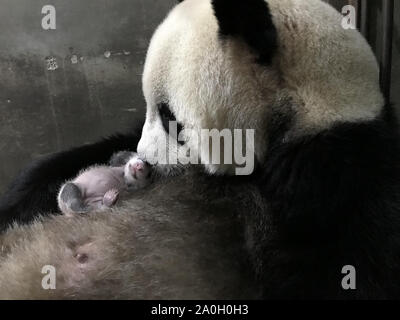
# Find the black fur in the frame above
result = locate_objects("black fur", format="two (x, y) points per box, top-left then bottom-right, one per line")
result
(211, 0), (278, 65)
(0, 124), (143, 231)
(158, 103), (184, 145)
(244, 105), (400, 298)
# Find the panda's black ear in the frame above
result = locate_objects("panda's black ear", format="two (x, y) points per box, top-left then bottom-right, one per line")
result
(211, 0), (277, 65)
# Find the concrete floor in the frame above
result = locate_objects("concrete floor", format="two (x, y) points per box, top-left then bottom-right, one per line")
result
(0, 0), (399, 194)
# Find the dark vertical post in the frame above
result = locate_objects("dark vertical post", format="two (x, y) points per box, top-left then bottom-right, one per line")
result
(380, 0), (394, 101)
(359, 0), (368, 38)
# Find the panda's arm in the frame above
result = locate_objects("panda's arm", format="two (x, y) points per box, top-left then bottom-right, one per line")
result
(0, 125), (143, 231)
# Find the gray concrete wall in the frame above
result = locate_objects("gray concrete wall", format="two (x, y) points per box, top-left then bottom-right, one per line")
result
(0, 0), (175, 193)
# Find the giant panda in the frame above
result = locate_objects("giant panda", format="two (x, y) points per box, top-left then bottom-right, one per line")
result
(0, 0), (400, 299)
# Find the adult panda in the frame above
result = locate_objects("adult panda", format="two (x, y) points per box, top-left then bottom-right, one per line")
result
(0, 0), (399, 299)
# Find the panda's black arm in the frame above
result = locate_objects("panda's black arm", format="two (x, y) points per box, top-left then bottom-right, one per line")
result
(0, 125), (143, 232)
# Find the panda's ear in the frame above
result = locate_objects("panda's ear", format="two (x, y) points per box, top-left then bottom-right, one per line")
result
(211, 0), (277, 65)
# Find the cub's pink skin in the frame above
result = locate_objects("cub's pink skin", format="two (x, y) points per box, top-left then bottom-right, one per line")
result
(58, 153), (152, 216)
(124, 155), (152, 190)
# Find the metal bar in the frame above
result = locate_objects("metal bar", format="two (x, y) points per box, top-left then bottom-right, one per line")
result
(356, 0), (361, 30)
(359, 0), (368, 38)
(380, 0), (394, 101)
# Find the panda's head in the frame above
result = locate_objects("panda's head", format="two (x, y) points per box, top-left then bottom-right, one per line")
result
(137, 0), (384, 176)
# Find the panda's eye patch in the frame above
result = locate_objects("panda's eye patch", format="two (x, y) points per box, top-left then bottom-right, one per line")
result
(158, 102), (176, 126)
(157, 103), (184, 145)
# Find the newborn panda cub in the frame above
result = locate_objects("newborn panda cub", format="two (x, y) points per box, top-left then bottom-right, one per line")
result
(58, 152), (151, 216)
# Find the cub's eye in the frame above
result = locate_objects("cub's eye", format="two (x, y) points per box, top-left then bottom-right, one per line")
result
(157, 103), (184, 145)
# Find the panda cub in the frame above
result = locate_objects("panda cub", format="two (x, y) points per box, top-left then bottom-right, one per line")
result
(57, 152), (152, 216)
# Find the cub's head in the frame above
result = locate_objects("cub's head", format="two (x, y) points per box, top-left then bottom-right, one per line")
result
(137, 0), (383, 176)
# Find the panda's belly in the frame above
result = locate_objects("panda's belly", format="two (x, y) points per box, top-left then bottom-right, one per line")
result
(0, 170), (259, 299)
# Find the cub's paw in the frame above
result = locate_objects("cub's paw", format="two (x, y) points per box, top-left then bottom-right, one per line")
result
(102, 189), (120, 208)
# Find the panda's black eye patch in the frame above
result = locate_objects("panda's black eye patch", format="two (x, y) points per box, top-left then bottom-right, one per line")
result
(157, 103), (184, 145)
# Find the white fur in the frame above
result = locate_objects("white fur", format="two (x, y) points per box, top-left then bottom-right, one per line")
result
(138, 0), (383, 175)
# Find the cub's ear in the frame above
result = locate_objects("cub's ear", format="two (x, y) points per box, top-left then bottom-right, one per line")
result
(211, 0), (277, 65)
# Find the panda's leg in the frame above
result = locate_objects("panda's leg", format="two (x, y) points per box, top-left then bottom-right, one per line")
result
(0, 124), (143, 232)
